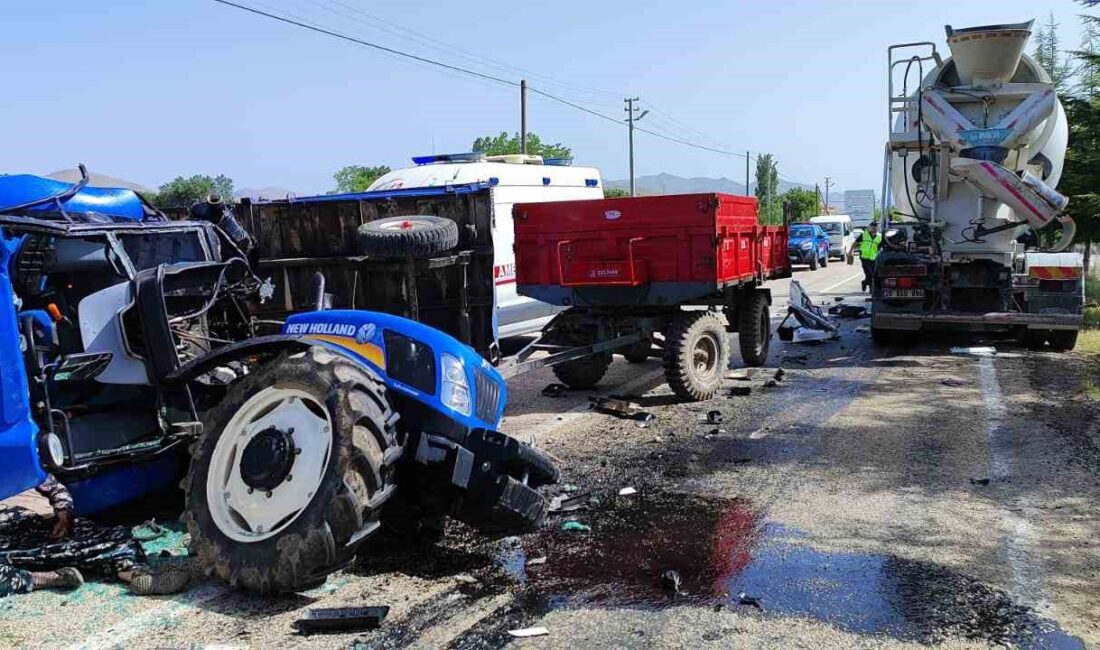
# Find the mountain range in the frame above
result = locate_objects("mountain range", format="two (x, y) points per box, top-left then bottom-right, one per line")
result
(604, 173), (845, 208)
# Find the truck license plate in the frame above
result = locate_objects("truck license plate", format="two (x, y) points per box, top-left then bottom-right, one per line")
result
(882, 289), (925, 299)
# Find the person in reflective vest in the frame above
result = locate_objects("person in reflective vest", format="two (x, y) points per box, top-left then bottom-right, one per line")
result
(849, 222), (882, 292)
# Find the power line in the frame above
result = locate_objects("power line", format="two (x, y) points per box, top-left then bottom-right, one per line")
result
(213, 0), (758, 164)
(211, 0), (515, 87)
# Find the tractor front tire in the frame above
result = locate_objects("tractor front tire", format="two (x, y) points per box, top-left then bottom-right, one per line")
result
(185, 346), (400, 594)
(664, 311), (729, 401)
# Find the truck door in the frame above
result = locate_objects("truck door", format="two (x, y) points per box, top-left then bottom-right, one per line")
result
(0, 234), (45, 499)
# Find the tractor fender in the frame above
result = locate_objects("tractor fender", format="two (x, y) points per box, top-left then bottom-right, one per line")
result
(166, 334), (316, 384)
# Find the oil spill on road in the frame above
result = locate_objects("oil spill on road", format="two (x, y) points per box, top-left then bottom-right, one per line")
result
(496, 490), (1083, 649)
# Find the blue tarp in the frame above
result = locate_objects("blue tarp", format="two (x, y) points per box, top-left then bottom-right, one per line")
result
(281, 182), (491, 205)
(0, 174), (149, 222)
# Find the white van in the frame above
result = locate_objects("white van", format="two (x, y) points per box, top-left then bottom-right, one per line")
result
(368, 153), (604, 338)
(809, 214), (855, 260)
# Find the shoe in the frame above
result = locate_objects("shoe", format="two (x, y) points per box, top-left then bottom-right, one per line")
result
(125, 557), (201, 596)
(53, 567), (85, 590)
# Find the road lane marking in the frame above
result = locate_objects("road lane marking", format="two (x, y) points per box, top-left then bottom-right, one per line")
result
(819, 272), (864, 295)
(976, 356), (1049, 614)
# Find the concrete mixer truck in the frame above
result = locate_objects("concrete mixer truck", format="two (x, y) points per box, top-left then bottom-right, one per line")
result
(872, 20), (1083, 350)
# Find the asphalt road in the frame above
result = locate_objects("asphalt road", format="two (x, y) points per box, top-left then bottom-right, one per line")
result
(4, 260), (1099, 650)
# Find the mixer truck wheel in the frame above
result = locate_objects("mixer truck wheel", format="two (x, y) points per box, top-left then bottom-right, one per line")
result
(1048, 329), (1078, 352)
(664, 311), (729, 401)
(738, 292), (771, 367)
(357, 215), (459, 258)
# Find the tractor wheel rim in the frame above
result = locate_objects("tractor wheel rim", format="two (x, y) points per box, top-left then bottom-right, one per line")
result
(206, 387), (332, 543)
(693, 333), (719, 377)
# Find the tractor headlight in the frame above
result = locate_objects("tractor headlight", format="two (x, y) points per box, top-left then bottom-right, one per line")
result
(440, 353), (471, 416)
(800, 241), (813, 250)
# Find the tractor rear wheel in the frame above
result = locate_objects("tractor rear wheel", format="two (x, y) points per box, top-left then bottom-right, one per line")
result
(185, 346), (400, 594)
(664, 311), (729, 401)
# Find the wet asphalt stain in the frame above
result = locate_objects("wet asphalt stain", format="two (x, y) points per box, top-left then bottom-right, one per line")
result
(496, 490), (1084, 649)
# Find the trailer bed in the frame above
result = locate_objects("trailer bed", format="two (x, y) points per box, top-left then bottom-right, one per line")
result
(513, 193), (789, 307)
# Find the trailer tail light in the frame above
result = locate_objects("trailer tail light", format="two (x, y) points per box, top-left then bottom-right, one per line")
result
(880, 264), (928, 277)
(883, 277), (917, 289)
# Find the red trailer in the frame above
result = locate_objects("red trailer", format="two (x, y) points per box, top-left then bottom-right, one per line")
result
(503, 193), (790, 401)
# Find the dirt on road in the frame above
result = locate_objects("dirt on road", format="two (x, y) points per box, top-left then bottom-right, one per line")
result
(2, 264), (1097, 650)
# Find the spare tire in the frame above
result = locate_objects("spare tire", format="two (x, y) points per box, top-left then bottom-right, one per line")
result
(357, 216), (459, 258)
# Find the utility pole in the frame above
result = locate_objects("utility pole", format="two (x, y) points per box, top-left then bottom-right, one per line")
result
(624, 98), (648, 196)
(815, 183), (821, 213)
(823, 177), (835, 215)
(520, 79), (528, 155)
(745, 151), (750, 196)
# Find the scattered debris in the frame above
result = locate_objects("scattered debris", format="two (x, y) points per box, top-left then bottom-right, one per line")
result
(454, 574), (479, 585)
(549, 493), (591, 513)
(295, 606), (390, 635)
(763, 378), (779, 388)
(508, 627), (550, 638)
(526, 556), (548, 567)
(951, 346), (997, 357)
(777, 280), (840, 343)
(942, 378), (970, 387)
(541, 383), (569, 397)
(827, 304), (870, 319)
(729, 386), (752, 397)
(737, 591), (763, 609)
(856, 326), (870, 333)
(618, 487), (638, 496)
(659, 569), (682, 593)
(590, 396), (654, 422)
(970, 477), (991, 486)
(706, 410), (723, 424)
(827, 356), (851, 363)
(834, 296), (844, 302)
(727, 368), (757, 380)
(773, 368), (786, 382)
(562, 521), (592, 533)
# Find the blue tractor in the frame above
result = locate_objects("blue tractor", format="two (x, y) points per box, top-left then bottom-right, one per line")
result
(0, 168), (557, 593)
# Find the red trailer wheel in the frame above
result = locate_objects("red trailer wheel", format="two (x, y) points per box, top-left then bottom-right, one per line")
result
(738, 291), (771, 367)
(664, 311), (729, 401)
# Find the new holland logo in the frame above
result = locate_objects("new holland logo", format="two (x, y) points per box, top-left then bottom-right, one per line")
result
(356, 323), (377, 344)
(285, 321), (358, 336)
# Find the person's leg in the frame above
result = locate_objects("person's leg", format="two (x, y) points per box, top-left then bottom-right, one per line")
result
(0, 563), (82, 597)
(861, 259), (874, 292)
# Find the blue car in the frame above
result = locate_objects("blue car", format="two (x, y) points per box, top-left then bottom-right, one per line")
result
(788, 223), (831, 270)
(0, 169), (557, 594)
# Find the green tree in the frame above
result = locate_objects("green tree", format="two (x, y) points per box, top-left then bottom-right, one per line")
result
(1075, 1), (1100, 95)
(603, 187), (629, 198)
(1033, 12), (1073, 91)
(781, 187), (819, 222)
(333, 165), (392, 193)
(754, 153), (781, 225)
(154, 174), (234, 209)
(1061, 96), (1100, 273)
(471, 132), (572, 160)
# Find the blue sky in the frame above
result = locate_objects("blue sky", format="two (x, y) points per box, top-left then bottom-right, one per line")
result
(0, 1), (1090, 194)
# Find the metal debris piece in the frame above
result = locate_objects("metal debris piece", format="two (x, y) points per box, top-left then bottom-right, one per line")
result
(737, 591), (762, 609)
(659, 569), (682, 593)
(508, 627), (550, 638)
(763, 378), (779, 388)
(541, 383), (569, 397)
(561, 521), (591, 532)
(527, 556), (548, 567)
(970, 477), (991, 486)
(777, 280), (840, 343)
(618, 487), (637, 496)
(294, 606), (390, 635)
(706, 410), (723, 424)
(549, 492), (591, 513)
(951, 346), (997, 357)
(773, 368), (786, 381)
(590, 396), (654, 421)
(942, 378), (969, 387)
(729, 386), (752, 397)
